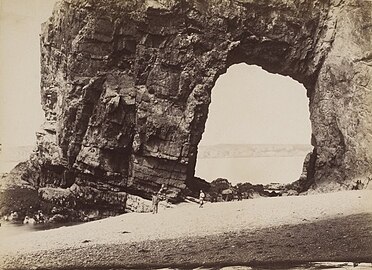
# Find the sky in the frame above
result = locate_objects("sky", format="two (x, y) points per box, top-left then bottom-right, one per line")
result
(0, 0), (311, 148)
(201, 64), (311, 146)
(0, 0), (56, 147)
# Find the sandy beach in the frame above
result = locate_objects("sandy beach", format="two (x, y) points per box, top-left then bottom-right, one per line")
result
(0, 190), (371, 269)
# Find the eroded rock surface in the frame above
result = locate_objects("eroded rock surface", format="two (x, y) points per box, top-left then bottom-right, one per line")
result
(5, 0), (371, 215)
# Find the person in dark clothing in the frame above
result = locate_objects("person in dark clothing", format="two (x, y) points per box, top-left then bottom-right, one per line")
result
(152, 193), (160, 214)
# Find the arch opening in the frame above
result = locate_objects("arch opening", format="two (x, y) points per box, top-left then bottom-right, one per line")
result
(195, 63), (312, 186)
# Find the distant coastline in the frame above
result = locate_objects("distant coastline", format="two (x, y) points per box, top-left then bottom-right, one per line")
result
(198, 144), (312, 159)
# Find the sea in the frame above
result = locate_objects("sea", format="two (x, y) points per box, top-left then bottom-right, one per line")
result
(0, 145), (34, 174)
(0, 161), (20, 174)
(195, 156), (306, 185)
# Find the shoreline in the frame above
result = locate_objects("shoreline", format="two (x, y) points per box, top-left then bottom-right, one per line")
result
(1, 190), (371, 269)
(1, 213), (372, 269)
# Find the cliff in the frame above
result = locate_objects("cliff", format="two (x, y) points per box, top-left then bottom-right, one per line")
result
(2, 0), (371, 217)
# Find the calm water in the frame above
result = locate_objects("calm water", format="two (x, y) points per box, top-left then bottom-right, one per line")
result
(0, 161), (19, 174)
(0, 221), (81, 239)
(195, 156), (306, 185)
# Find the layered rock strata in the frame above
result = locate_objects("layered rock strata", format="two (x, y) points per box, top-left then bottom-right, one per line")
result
(7, 0), (372, 214)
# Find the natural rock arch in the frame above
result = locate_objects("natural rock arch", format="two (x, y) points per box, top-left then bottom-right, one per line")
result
(19, 0), (372, 211)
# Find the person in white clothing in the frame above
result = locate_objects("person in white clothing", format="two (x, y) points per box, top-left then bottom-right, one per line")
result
(199, 190), (205, 208)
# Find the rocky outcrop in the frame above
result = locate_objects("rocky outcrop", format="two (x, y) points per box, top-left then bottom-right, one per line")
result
(5, 0), (371, 215)
(308, 1), (372, 191)
(0, 162), (39, 217)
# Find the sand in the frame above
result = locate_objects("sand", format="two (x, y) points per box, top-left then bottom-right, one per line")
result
(0, 190), (371, 269)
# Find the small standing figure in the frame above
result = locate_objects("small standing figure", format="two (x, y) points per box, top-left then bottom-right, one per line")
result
(199, 190), (205, 208)
(158, 184), (167, 199)
(152, 193), (160, 214)
(158, 184), (169, 205)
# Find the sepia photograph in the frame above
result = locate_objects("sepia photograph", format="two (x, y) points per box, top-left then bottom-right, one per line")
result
(0, 0), (371, 269)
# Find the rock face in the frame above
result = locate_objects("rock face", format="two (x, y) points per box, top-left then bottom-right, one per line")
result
(12, 0), (372, 213)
